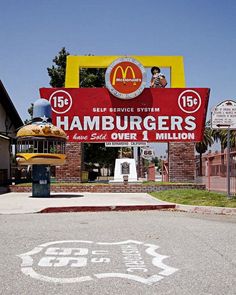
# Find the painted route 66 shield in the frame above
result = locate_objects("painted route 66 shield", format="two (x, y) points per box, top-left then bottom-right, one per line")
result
(18, 240), (178, 285)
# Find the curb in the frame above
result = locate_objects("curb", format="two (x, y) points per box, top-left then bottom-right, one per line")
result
(175, 204), (236, 215)
(39, 204), (176, 213)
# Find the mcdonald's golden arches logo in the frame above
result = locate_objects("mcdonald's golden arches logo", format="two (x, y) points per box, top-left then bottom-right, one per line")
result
(105, 57), (146, 99)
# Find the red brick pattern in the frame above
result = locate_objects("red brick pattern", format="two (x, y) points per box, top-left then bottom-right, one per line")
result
(55, 142), (83, 182)
(168, 143), (195, 182)
(9, 183), (205, 193)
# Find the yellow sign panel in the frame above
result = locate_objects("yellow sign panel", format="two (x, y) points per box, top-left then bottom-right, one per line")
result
(65, 56), (185, 88)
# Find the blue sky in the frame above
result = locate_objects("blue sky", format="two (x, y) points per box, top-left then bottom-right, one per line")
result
(0, 0), (235, 155)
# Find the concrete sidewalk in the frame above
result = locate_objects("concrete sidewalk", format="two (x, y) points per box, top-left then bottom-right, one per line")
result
(0, 192), (175, 214)
(0, 192), (235, 215)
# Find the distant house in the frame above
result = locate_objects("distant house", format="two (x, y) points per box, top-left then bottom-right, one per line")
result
(0, 80), (23, 184)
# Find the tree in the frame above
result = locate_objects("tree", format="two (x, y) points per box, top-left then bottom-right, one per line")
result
(80, 67), (105, 88)
(24, 103), (34, 124)
(195, 121), (214, 176)
(47, 49), (106, 88)
(84, 143), (119, 176)
(79, 66), (118, 175)
(47, 48), (119, 176)
(211, 123), (236, 166)
(28, 103), (34, 119)
(47, 47), (70, 87)
(214, 129), (236, 149)
(151, 157), (162, 171)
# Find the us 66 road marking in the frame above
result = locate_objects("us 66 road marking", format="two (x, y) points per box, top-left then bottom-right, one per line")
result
(18, 240), (178, 285)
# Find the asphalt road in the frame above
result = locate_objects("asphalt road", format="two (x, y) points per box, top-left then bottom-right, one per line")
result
(0, 211), (235, 295)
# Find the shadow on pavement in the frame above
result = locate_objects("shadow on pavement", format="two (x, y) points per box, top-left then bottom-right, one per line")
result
(29, 194), (84, 199)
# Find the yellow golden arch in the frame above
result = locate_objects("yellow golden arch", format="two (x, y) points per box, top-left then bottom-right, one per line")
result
(112, 65), (136, 85)
(65, 56), (185, 88)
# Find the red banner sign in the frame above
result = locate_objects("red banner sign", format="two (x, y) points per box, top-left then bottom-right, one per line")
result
(39, 88), (209, 143)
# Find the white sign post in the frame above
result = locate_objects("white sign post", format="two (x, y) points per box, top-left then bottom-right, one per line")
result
(211, 100), (236, 130)
(211, 100), (236, 198)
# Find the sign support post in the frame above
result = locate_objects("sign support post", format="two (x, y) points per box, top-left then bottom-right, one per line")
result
(214, 124), (231, 198)
(207, 155), (210, 191)
(211, 99), (236, 198)
(226, 126), (231, 199)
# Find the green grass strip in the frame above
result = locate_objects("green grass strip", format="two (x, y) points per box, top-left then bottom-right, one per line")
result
(150, 189), (236, 208)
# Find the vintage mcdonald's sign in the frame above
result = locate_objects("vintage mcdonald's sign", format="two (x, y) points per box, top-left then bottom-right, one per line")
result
(105, 57), (146, 99)
(39, 55), (210, 143)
